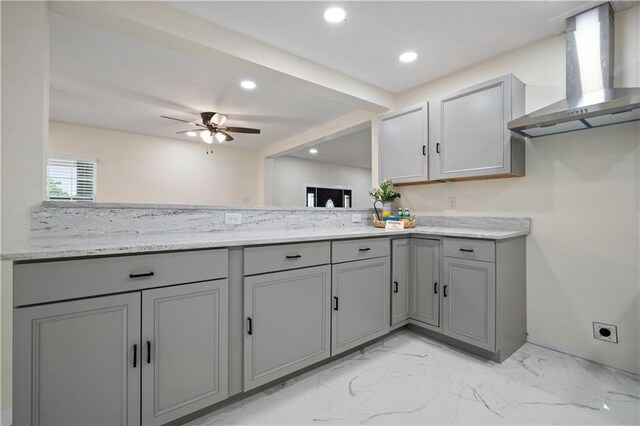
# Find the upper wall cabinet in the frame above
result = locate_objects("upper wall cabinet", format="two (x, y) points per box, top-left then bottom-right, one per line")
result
(379, 102), (428, 183)
(429, 74), (525, 180)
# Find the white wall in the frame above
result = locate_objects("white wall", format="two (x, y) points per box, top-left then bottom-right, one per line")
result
(272, 156), (371, 208)
(49, 122), (259, 206)
(393, 6), (640, 373)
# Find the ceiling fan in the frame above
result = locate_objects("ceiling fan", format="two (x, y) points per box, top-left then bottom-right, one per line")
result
(161, 112), (261, 144)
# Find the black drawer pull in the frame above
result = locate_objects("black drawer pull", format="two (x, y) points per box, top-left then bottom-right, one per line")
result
(133, 344), (138, 368)
(459, 248), (475, 253)
(393, 281), (399, 293)
(247, 317), (252, 335)
(434, 282), (438, 294)
(436, 143), (441, 153)
(285, 254), (302, 259)
(358, 248), (371, 252)
(443, 285), (448, 297)
(129, 271), (155, 279)
(146, 340), (151, 364)
(333, 296), (339, 311)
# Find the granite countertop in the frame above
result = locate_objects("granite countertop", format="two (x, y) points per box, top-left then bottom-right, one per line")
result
(2, 225), (529, 261)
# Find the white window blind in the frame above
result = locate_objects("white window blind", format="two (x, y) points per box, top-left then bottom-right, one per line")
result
(47, 159), (96, 202)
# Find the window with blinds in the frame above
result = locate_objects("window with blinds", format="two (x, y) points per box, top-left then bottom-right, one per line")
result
(46, 159), (96, 202)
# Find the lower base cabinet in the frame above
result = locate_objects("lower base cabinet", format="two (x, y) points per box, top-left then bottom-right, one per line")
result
(244, 265), (331, 390)
(442, 257), (496, 352)
(409, 238), (440, 327)
(14, 280), (228, 426)
(391, 239), (410, 325)
(332, 257), (390, 355)
(142, 280), (229, 425)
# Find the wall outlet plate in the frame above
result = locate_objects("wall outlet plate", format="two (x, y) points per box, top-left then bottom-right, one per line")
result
(448, 197), (457, 209)
(352, 213), (362, 223)
(593, 322), (618, 343)
(224, 213), (242, 225)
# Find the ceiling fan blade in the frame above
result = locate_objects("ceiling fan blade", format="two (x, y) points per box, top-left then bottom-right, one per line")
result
(225, 126), (261, 134)
(161, 115), (206, 127)
(219, 131), (234, 142)
(175, 129), (200, 134)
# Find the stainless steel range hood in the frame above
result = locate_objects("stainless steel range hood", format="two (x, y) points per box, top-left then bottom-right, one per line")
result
(508, 3), (640, 138)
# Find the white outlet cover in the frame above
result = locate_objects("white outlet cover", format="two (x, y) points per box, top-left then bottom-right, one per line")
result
(448, 197), (457, 209)
(352, 213), (362, 223)
(593, 322), (618, 343)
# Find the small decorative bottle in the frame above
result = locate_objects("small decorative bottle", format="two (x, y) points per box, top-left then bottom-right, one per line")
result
(397, 208), (403, 218)
(404, 208), (411, 218)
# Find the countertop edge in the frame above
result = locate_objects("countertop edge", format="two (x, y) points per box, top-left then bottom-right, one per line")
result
(2, 227), (529, 262)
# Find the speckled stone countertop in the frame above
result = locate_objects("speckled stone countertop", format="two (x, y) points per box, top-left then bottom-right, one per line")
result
(2, 225), (529, 261)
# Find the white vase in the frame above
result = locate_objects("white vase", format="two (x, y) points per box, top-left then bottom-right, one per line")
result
(382, 202), (393, 215)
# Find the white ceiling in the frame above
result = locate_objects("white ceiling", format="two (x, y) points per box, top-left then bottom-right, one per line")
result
(286, 126), (372, 169)
(171, 1), (591, 93)
(49, 13), (355, 150)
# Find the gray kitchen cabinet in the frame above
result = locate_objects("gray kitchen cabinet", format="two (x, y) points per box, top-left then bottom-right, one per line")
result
(442, 257), (496, 352)
(430, 74), (525, 180)
(332, 256), (390, 355)
(391, 239), (410, 325)
(244, 265), (331, 390)
(409, 238), (440, 328)
(14, 293), (141, 426)
(142, 280), (228, 425)
(379, 102), (429, 183)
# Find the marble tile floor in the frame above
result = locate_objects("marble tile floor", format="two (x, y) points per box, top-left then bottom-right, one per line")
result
(188, 330), (639, 425)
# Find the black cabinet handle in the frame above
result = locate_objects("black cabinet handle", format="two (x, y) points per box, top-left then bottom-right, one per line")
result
(333, 296), (339, 311)
(146, 340), (151, 364)
(422, 145), (426, 156)
(129, 271), (154, 279)
(443, 285), (448, 297)
(133, 344), (138, 368)
(434, 282), (438, 294)
(436, 143), (441, 153)
(285, 254), (302, 259)
(393, 281), (399, 293)
(359, 248), (371, 252)
(459, 248), (474, 253)
(247, 317), (252, 335)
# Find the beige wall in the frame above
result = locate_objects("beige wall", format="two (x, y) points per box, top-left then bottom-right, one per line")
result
(392, 6), (640, 373)
(272, 156), (372, 208)
(49, 122), (260, 206)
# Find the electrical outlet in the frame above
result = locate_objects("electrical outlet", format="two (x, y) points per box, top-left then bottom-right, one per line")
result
(224, 213), (242, 225)
(352, 213), (362, 223)
(593, 322), (618, 343)
(448, 197), (457, 209)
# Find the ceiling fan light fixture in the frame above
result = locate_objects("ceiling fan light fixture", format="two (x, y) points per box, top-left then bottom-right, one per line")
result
(212, 113), (227, 126)
(200, 130), (214, 144)
(215, 132), (227, 143)
(186, 131), (197, 137)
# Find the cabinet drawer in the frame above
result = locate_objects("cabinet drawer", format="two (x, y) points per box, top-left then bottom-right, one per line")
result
(443, 238), (495, 262)
(332, 238), (390, 264)
(244, 242), (330, 275)
(14, 249), (228, 307)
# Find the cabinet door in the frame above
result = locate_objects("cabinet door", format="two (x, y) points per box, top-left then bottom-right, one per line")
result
(379, 102), (428, 183)
(244, 266), (331, 390)
(409, 239), (440, 327)
(14, 293), (141, 426)
(391, 239), (410, 325)
(442, 257), (496, 351)
(142, 280), (228, 425)
(332, 257), (390, 355)
(431, 75), (514, 180)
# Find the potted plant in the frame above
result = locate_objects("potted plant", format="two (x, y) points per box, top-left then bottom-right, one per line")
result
(369, 179), (401, 215)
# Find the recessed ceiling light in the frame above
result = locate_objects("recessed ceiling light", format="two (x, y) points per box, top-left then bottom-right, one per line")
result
(186, 131), (197, 137)
(324, 7), (346, 23)
(309, 148), (318, 154)
(240, 80), (256, 90)
(399, 51), (418, 63)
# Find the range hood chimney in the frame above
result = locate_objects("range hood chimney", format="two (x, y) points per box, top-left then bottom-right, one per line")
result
(507, 3), (640, 138)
